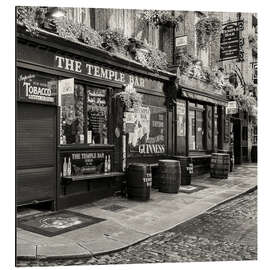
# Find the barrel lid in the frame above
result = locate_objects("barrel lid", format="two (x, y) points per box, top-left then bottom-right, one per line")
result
(159, 159), (179, 163)
(128, 163), (149, 167)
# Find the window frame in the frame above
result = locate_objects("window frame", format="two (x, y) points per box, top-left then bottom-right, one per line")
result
(59, 80), (113, 147)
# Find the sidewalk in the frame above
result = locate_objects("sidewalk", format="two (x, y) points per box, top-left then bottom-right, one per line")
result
(16, 164), (257, 260)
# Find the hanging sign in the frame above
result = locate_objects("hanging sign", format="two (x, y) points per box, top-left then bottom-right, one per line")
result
(220, 20), (244, 61)
(226, 101), (238, 114)
(252, 62), (257, 84)
(17, 70), (57, 105)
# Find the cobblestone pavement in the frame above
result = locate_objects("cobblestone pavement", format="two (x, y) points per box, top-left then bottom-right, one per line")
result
(17, 190), (257, 267)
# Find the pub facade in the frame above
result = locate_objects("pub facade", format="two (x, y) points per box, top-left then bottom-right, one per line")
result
(16, 25), (176, 210)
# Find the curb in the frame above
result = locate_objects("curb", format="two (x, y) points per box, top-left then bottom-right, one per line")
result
(16, 184), (257, 261)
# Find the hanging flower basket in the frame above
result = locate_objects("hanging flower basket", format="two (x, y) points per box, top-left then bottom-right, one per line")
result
(114, 83), (143, 112)
(138, 10), (183, 28)
(195, 16), (222, 49)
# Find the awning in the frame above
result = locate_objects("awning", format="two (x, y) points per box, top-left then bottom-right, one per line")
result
(180, 87), (228, 106)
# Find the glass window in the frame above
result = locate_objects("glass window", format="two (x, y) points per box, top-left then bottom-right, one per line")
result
(176, 100), (186, 155)
(61, 84), (85, 144)
(189, 110), (196, 150)
(188, 103), (205, 151)
(87, 87), (108, 144)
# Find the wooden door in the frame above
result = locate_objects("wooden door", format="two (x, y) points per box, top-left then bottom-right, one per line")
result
(16, 103), (57, 206)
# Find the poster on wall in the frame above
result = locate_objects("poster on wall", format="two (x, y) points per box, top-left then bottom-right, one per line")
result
(176, 102), (186, 137)
(127, 105), (166, 155)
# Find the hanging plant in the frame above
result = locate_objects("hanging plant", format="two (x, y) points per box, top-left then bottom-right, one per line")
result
(134, 43), (168, 71)
(54, 17), (82, 41)
(16, 6), (48, 35)
(79, 24), (103, 48)
(114, 83), (143, 111)
(195, 16), (222, 49)
(99, 29), (129, 55)
(54, 17), (103, 47)
(138, 10), (183, 28)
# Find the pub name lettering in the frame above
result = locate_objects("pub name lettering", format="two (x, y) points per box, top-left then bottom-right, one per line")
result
(55, 56), (145, 87)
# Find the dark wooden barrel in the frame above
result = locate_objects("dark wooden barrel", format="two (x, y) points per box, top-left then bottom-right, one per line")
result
(218, 149), (234, 172)
(127, 163), (152, 201)
(210, 153), (230, 179)
(151, 165), (160, 189)
(158, 160), (181, 193)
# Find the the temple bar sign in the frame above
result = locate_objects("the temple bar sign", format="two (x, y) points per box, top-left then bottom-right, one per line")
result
(55, 55), (146, 88)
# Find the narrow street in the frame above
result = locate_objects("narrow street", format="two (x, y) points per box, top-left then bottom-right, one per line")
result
(17, 189), (257, 266)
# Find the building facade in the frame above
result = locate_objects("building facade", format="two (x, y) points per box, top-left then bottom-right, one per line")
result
(16, 7), (256, 210)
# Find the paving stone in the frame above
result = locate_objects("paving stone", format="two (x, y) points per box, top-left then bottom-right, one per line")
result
(80, 237), (127, 255)
(16, 243), (36, 259)
(37, 243), (91, 259)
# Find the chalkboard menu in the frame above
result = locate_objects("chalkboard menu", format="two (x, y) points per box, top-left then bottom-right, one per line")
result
(87, 87), (108, 144)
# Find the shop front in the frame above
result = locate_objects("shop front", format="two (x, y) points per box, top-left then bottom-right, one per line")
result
(16, 26), (175, 210)
(174, 82), (228, 182)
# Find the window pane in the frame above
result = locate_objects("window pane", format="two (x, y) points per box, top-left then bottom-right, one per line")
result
(61, 84), (85, 144)
(196, 111), (204, 150)
(189, 110), (196, 150)
(87, 87), (108, 144)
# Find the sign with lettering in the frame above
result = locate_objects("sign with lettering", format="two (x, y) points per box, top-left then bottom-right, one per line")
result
(252, 62), (257, 84)
(220, 20), (244, 61)
(17, 69), (57, 105)
(54, 55), (164, 92)
(226, 101), (238, 114)
(176, 35), (188, 47)
(61, 152), (106, 175)
(127, 105), (166, 155)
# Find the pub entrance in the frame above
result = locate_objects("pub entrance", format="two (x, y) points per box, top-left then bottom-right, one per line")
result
(16, 102), (57, 209)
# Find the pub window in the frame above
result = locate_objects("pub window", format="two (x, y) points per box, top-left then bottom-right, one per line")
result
(60, 83), (109, 145)
(176, 100), (186, 155)
(86, 87), (108, 144)
(188, 102), (205, 151)
(61, 84), (85, 144)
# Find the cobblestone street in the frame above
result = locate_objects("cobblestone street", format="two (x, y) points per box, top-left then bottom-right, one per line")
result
(17, 189), (257, 267)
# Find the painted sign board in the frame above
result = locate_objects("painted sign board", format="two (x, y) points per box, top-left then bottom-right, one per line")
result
(17, 69), (57, 105)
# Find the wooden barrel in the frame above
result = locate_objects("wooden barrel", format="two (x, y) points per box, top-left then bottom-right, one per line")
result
(151, 165), (160, 189)
(218, 149), (234, 172)
(158, 160), (181, 193)
(127, 163), (152, 201)
(210, 153), (230, 179)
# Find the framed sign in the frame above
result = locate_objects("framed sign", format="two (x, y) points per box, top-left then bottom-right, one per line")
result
(220, 20), (244, 62)
(226, 101), (238, 114)
(175, 35), (187, 47)
(17, 69), (57, 105)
